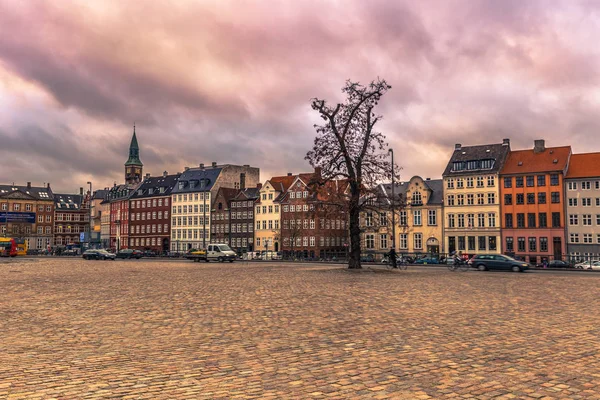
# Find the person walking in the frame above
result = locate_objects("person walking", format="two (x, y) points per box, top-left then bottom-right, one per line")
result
(388, 248), (398, 269)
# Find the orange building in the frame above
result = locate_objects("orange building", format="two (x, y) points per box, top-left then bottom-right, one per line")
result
(500, 140), (571, 264)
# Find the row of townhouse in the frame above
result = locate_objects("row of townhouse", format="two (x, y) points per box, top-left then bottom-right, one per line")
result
(361, 138), (600, 264)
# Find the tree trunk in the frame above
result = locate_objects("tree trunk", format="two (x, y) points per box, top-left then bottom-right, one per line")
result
(348, 190), (362, 269)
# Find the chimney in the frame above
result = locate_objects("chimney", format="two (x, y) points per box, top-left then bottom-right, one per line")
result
(314, 167), (322, 181)
(27, 182), (31, 189)
(200, 163), (204, 169)
(287, 172), (292, 176)
(454, 144), (462, 150)
(502, 138), (510, 146)
(184, 166), (190, 171)
(163, 171), (168, 177)
(243, 164), (250, 167)
(145, 173), (150, 179)
(256, 183), (262, 189)
(212, 161), (217, 167)
(47, 183), (51, 189)
(426, 178), (431, 181)
(534, 139), (545, 153)
(80, 187), (83, 196)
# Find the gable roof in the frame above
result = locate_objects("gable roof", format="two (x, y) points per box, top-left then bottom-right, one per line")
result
(443, 142), (510, 177)
(566, 152), (600, 179)
(379, 177), (444, 206)
(129, 173), (181, 199)
(268, 175), (296, 193)
(0, 184), (53, 201)
(232, 187), (260, 201)
(213, 187), (240, 205)
(501, 146), (571, 175)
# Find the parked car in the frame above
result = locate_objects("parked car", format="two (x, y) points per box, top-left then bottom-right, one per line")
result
(537, 260), (571, 268)
(116, 249), (143, 259)
(574, 261), (600, 270)
(414, 257), (439, 264)
(470, 254), (529, 272)
(360, 254), (375, 262)
(82, 249), (116, 260)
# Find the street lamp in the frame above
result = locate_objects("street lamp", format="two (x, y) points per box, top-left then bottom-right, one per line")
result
(87, 181), (92, 249)
(201, 166), (207, 249)
(388, 148), (396, 250)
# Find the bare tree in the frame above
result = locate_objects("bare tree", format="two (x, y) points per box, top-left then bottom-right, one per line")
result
(306, 79), (396, 269)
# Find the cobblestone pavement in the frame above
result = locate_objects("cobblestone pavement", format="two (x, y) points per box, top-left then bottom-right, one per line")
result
(1, 258), (600, 399)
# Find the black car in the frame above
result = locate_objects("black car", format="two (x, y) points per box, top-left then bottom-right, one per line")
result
(116, 249), (143, 259)
(82, 249), (116, 260)
(470, 254), (529, 272)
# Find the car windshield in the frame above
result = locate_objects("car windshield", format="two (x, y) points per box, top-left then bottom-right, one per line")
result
(218, 245), (233, 252)
(502, 255), (518, 261)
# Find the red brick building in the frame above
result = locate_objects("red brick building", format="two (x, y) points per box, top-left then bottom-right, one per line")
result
(210, 187), (239, 247)
(129, 172), (180, 254)
(280, 172), (349, 259)
(229, 186), (260, 253)
(53, 189), (90, 249)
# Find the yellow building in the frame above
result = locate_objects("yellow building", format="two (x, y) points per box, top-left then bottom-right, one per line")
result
(442, 141), (510, 255)
(254, 175), (295, 253)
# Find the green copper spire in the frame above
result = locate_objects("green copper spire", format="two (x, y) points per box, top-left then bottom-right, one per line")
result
(125, 124), (143, 166)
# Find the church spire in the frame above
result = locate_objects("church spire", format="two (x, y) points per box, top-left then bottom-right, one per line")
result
(125, 124), (143, 184)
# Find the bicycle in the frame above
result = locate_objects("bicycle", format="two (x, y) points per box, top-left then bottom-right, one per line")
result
(385, 257), (408, 271)
(447, 257), (469, 272)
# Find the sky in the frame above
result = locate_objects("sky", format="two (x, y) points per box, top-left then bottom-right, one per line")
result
(1, 0), (600, 193)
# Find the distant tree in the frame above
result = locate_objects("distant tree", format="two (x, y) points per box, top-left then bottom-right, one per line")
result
(306, 79), (396, 269)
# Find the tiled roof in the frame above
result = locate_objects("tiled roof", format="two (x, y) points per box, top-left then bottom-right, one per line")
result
(235, 187), (260, 200)
(171, 167), (222, 194)
(214, 187), (240, 204)
(0, 184), (53, 200)
(501, 146), (571, 175)
(129, 173), (181, 199)
(443, 142), (510, 176)
(268, 175), (297, 193)
(53, 193), (83, 211)
(566, 152), (600, 179)
(380, 178), (444, 206)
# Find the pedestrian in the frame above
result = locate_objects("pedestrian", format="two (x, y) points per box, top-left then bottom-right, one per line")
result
(388, 248), (398, 269)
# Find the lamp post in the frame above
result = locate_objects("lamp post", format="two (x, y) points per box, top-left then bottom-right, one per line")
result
(388, 148), (396, 250)
(201, 167), (207, 249)
(87, 181), (92, 249)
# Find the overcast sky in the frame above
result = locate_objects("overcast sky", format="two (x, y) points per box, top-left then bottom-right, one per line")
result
(1, 0), (599, 193)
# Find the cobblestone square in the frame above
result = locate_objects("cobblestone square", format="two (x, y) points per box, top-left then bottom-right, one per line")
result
(1, 258), (599, 399)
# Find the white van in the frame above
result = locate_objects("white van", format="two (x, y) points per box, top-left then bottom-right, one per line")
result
(206, 244), (237, 262)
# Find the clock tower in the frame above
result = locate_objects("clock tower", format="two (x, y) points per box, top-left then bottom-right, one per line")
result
(125, 125), (143, 184)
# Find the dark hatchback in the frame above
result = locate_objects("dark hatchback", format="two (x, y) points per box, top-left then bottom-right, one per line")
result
(116, 249), (143, 259)
(471, 254), (529, 272)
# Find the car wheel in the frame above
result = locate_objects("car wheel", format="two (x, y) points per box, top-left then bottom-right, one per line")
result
(218, 256), (224, 263)
(477, 264), (486, 271)
(511, 265), (522, 273)
(229, 260), (234, 263)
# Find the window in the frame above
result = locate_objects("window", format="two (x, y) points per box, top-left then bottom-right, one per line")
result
(380, 234), (388, 249)
(456, 178), (464, 189)
(504, 177), (512, 188)
(568, 182), (577, 191)
(568, 198), (578, 207)
(527, 213), (536, 228)
(550, 174), (559, 186)
(516, 194), (524, 205)
(536, 175), (546, 187)
(552, 212), (561, 228)
(488, 236), (497, 251)
(412, 191), (422, 205)
(476, 176), (484, 188)
(569, 214), (578, 225)
(458, 236), (465, 251)
(526, 176), (535, 187)
(365, 234), (375, 249)
(506, 237), (514, 252)
(540, 237), (548, 252)
(570, 233), (579, 243)
(487, 176), (495, 187)
(457, 214), (465, 228)
(582, 198), (592, 207)
(428, 210), (437, 226)
(478, 236), (486, 251)
(517, 213), (525, 228)
(597, 215), (600, 225)
(379, 212), (387, 226)
(551, 192), (560, 203)
(477, 193), (484, 205)
(467, 194), (474, 205)
(467, 213), (475, 228)
(528, 237), (537, 252)
(505, 214), (513, 228)
(399, 211), (407, 226)
(487, 193), (495, 204)
(583, 233), (593, 244)
(414, 233), (423, 250)
(517, 237), (526, 252)
(365, 212), (373, 227)
(504, 194), (512, 205)
(447, 195), (455, 206)
(516, 177), (524, 187)
(413, 210), (422, 226)
(537, 192), (546, 204)
(466, 177), (474, 188)
(583, 214), (592, 226)
(527, 193), (535, 204)
(447, 179), (454, 189)
(457, 194), (464, 205)
(539, 213), (547, 228)
(488, 213), (496, 227)
(467, 236), (476, 251)
(399, 234), (408, 249)
(448, 214), (455, 228)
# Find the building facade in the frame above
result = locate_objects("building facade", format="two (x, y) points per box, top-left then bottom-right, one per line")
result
(170, 163), (259, 251)
(90, 189), (108, 248)
(229, 186), (260, 253)
(255, 175), (295, 254)
(210, 187), (240, 246)
(53, 189), (90, 248)
(443, 140), (510, 256)
(0, 183), (54, 251)
(500, 140), (571, 263)
(564, 152), (600, 262)
(129, 172), (179, 254)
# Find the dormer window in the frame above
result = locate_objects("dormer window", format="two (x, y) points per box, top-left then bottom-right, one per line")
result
(178, 181), (186, 190)
(412, 191), (423, 206)
(480, 159), (494, 169)
(159, 187), (165, 193)
(148, 188), (154, 195)
(138, 189), (143, 195)
(452, 162), (465, 171)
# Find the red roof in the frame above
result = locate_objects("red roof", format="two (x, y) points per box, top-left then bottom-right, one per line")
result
(501, 146), (571, 175)
(566, 152), (600, 179)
